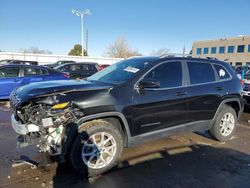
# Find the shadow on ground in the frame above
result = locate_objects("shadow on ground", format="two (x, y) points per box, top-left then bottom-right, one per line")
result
(52, 144), (250, 188)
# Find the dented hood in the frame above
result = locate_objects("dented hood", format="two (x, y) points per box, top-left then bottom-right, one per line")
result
(12, 80), (113, 104)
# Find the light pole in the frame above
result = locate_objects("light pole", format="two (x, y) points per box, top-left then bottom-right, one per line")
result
(72, 9), (91, 56)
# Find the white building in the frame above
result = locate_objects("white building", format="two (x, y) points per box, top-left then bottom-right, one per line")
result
(0, 52), (123, 65)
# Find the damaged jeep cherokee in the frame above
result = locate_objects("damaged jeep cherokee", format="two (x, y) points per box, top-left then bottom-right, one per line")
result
(10, 56), (243, 176)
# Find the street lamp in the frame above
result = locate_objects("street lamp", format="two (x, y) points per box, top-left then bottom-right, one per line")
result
(72, 9), (91, 56)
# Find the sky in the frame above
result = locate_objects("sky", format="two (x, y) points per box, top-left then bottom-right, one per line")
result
(0, 0), (250, 57)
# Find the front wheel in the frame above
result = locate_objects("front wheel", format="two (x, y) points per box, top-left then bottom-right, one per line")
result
(209, 105), (237, 142)
(70, 120), (123, 177)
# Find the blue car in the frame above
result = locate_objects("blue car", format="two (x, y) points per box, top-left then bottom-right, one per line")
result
(0, 64), (69, 100)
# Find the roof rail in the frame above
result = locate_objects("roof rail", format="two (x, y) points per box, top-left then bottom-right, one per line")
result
(160, 53), (192, 58)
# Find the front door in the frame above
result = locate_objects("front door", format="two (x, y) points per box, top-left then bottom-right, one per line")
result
(126, 61), (190, 136)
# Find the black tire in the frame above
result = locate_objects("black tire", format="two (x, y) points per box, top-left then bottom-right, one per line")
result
(209, 105), (237, 142)
(70, 120), (123, 177)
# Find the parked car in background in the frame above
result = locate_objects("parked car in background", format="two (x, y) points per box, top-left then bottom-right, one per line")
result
(45, 60), (76, 69)
(0, 59), (38, 65)
(54, 62), (98, 79)
(0, 64), (69, 100)
(98, 64), (110, 71)
(0, 59), (13, 65)
(242, 80), (250, 107)
(242, 74), (250, 108)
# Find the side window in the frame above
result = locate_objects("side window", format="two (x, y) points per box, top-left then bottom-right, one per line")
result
(63, 65), (70, 71)
(81, 64), (89, 70)
(90, 64), (98, 71)
(213, 64), (230, 80)
(41, 68), (48, 75)
(69, 65), (76, 71)
(24, 67), (45, 76)
(144, 61), (182, 88)
(0, 67), (19, 78)
(75, 64), (81, 70)
(187, 62), (215, 84)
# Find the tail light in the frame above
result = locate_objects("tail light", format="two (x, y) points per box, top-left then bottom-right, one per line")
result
(240, 79), (244, 86)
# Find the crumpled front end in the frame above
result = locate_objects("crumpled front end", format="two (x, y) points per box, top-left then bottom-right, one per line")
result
(10, 93), (81, 156)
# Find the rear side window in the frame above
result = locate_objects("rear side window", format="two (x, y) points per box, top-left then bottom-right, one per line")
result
(69, 65), (76, 71)
(78, 64), (97, 71)
(144, 61), (182, 88)
(24, 67), (48, 76)
(88, 64), (98, 71)
(79, 64), (88, 70)
(213, 64), (230, 80)
(75, 64), (82, 70)
(0, 67), (19, 78)
(61, 65), (70, 71)
(187, 62), (215, 84)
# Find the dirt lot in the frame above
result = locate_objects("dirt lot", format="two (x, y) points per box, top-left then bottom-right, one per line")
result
(0, 102), (250, 188)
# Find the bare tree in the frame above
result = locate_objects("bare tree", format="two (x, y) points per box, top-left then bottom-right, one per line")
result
(106, 37), (141, 58)
(150, 48), (169, 56)
(20, 46), (52, 54)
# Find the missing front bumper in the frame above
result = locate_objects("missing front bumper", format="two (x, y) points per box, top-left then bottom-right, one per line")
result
(11, 114), (40, 135)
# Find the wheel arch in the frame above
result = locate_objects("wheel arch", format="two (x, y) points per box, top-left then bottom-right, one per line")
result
(224, 100), (241, 118)
(76, 112), (131, 147)
(210, 98), (243, 129)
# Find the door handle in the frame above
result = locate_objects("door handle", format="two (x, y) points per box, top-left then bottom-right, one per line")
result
(216, 86), (224, 91)
(175, 91), (187, 96)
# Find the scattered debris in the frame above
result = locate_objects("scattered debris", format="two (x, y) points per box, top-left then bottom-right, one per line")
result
(41, 182), (46, 187)
(12, 159), (38, 169)
(35, 177), (39, 181)
(16, 170), (22, 175)
(197, 141), (212, 146)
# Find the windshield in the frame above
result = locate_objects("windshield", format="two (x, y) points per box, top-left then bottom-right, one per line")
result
(87, 57), (158, 84)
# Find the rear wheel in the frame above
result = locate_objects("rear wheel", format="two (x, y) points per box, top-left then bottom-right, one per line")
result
(70, 120), (123, 177)
(209, 105), (237, 141)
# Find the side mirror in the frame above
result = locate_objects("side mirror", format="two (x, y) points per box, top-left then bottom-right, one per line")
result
(140, 78), (160, 89)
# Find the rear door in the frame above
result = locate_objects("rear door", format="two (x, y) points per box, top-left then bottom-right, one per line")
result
(185, 61), (224, 122)
(0, 66), (21, 99)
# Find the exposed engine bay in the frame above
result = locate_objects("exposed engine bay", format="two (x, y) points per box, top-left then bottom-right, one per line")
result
(11, 94), (82, 158)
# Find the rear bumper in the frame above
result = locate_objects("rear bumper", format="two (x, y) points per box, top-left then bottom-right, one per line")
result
(11, 114), (39, 135)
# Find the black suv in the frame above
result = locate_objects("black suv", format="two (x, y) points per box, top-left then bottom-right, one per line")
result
(54, 62), (98, 79)
(10, 56), (243, 176)
(45, 60), (76, 69)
